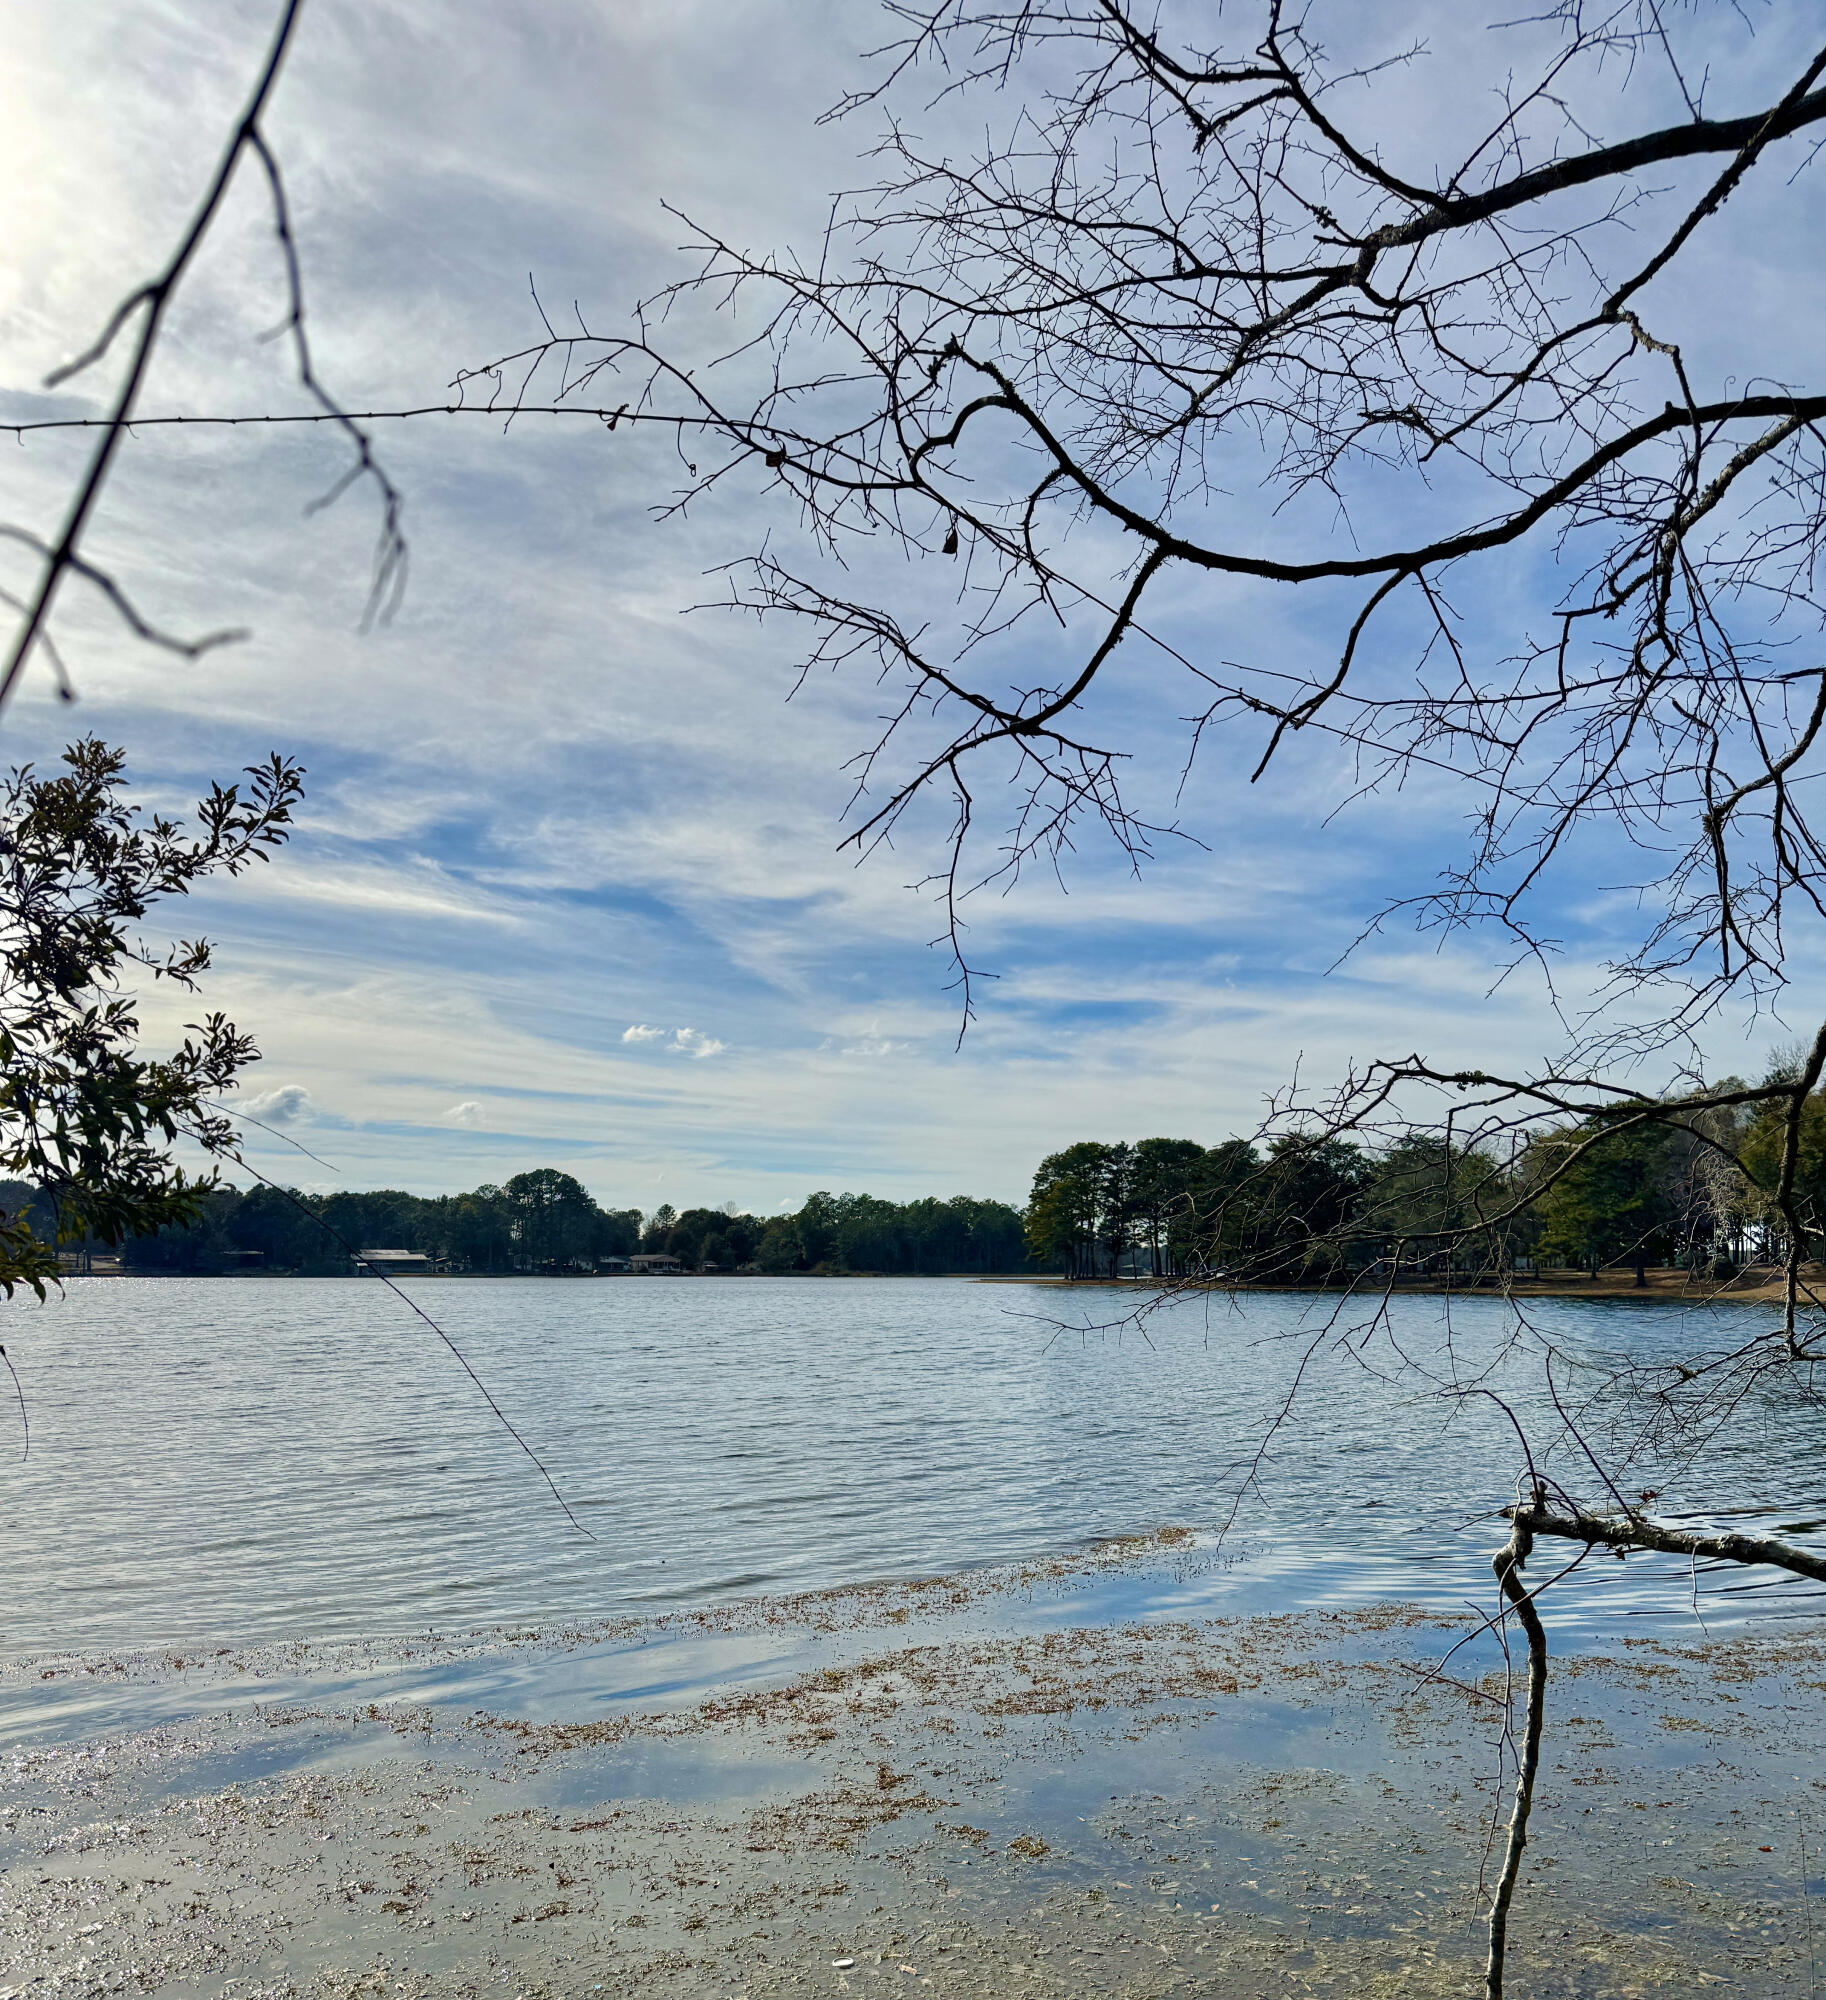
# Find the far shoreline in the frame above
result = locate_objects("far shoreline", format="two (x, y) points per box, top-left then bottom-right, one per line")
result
(53, 1262), (1806, 1303)
(982, 1266), (1802, 1303)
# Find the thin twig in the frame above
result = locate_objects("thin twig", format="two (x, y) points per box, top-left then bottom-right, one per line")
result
(227, 1151), (593, 1538)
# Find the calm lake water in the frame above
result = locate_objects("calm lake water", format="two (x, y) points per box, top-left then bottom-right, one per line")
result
(0, 1276), (1820, 1654)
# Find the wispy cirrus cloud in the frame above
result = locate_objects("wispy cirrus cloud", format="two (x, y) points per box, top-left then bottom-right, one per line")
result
(825, 1032), (910, 1059)
(624, 1025), (726, 1060)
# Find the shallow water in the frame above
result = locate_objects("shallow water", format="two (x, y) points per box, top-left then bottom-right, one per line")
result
(0, 1275), (1820, 1655)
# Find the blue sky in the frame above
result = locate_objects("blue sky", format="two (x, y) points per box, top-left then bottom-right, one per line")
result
(2, 1), (1818, 1210)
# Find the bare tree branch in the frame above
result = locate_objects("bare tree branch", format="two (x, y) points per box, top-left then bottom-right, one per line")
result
(1, 0), (405, 714)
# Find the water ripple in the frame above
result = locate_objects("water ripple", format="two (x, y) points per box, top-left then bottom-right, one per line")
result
(0, 1275), (1820, 1652)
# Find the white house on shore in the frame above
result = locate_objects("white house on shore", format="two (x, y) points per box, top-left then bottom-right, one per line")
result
(354, 1247), (434, 1276)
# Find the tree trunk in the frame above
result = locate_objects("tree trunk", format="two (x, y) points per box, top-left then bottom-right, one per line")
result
(1486, 1507), (1549, 2000)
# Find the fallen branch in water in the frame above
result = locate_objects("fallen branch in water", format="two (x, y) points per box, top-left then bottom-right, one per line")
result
(1513, 1506), (1826, 1584)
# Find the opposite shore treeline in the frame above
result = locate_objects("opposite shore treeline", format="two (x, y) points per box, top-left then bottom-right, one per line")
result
(17, 1172), (1037, 1277)
(12, 1065), (1822, 1279)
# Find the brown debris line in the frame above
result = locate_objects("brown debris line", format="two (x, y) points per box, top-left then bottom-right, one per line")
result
(476, 1606), (1445, 1760)
(0, 1523), (1212, 1689)
(744, 1767), (953, 1854)
(1562, 1628), (1826, 1699)
(675, 1520), (1203, 1634)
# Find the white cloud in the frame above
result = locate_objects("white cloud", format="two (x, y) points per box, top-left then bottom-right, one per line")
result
(242, 1083), (312, 1124)
(829, 1032), (909, 1059)
(671, 1028), (726, 1060)
(624, 1024), (726, 1059)
(252, 861), (518, 927)
(443, 1100), (483, 1126)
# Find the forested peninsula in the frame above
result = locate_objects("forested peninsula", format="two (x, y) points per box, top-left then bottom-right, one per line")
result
(1029, 1081), (1815, 1285)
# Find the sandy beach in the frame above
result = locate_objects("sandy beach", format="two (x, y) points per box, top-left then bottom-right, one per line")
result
(3, 1544), (1822, 1999)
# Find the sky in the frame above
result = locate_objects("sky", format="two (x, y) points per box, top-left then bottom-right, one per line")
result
(1, 0), (1820, 1213)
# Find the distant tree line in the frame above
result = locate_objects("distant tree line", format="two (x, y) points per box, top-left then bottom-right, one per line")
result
(1026, 1136), (1372, 1281)
(11, 1168), (1035, 1276)
(1027, 1065), (1826, 1286)
(78, 1169), (641, 1276)
(27, 1060), (1826, 1284)
(653, 1190), (1031, 1275)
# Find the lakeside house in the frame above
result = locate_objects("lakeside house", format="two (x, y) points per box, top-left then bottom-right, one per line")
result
(55, 1250), (123, 1276)
(628, 1252), (683, 1274)
(353, 1247), (434, 1276)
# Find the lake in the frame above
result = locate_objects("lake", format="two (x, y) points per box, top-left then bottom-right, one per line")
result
(0, 1275), (1820, 1655)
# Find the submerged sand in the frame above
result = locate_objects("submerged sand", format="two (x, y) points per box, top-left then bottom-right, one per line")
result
(2, 1555), (1822, 1998)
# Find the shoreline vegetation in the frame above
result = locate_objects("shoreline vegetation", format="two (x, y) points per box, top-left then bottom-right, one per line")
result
(8, 1173), (1036, 1280)
(1022, 1102), (1817, 1291)
(25, 1088), (1824, 1288)
(21, 1078), (1826, 1290)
